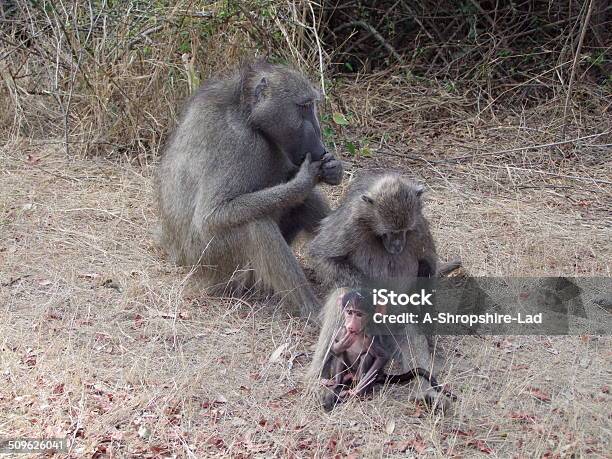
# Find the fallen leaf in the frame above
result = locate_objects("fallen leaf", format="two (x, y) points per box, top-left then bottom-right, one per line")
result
(326, 435), (338, 453)
(509, 411), (536, 423)
(26, 154), (41, 165)
(385, 419), (396, 434)
(269, 343), (289, 362)
(298, 438), (313, 450)
(467, 439), (492, 454)
(52, 383), (65, 395)
(137, 425), (150, 439)
(281, 387), (299, 397)
(150, 444), (172, 455)
(449, 429), (475, 437)
(527, 387), (551, 402)
(393, 435), (427, 454)
(332, 112), (349, 126)
(207, 436), (225, 449)
(267, 419), (281, 432)
(511, 364), (529, 370)
(92, 444), (107, 459)
(22, 353), (37, 367)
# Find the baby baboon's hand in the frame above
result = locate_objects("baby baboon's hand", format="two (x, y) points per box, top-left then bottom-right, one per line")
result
(319, 152), (343, 185)
(294, 153), (322, 189)
(332, 332), (357, 353)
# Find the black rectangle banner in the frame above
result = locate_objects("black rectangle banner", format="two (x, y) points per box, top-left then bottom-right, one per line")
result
(343, 277), (611, 335)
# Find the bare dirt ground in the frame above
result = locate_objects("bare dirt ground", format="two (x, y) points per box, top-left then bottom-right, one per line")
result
(1, 120), (611, 458)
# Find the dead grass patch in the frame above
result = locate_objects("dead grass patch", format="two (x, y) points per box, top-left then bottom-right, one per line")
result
(1, 124), (610, 457)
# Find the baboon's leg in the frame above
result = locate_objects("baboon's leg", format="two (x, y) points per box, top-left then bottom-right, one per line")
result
(279, 189), (330, 245)
(393, 326), (450, 410)
(244, 219), (321, 318)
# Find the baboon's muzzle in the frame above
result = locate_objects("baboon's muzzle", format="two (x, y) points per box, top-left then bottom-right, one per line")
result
(382, 233), (405, 255)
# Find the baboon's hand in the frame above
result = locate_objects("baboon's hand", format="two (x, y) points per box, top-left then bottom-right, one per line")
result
(333, 331), (357, 353)
(319, 152), (343, 185)
(294, 153), (322, 190)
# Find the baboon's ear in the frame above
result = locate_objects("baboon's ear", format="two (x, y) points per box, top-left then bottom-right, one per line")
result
(361, 194), (374, 204)
(415, 185), (425, 197)
(253, 77), (268, 103)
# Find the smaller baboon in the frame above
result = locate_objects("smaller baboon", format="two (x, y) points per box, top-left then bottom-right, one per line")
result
(308, 172), (458, 407)
(320, 290), (445, 411)
(308, 171), (451, 290)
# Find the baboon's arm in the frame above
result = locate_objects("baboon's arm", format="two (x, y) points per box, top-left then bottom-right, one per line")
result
(412, 220), (438, 274)
(203, 178), (315, 231)
(330, 328), (356, 355)
(342, 337), (389, 397)
(308, 204), (366, 287)
(330, 354), (347, 386)
(351, 354), (388, 396)
(315, 255), (364, 288)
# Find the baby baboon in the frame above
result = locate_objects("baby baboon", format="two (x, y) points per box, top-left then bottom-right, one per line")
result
(321, 290), (445, 411)
(157, 60), (343, 318)
(308, 172), (457, 408)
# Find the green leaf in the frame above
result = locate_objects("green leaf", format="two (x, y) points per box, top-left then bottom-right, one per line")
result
(360, 145), (372, 157)
(346, 141), (357, 156)
(323, 126), (335, 139)
(179, 42), (191, 53)
(332, 112), (349, 126)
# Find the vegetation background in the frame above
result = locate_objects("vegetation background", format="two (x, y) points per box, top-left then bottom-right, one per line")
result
(1, 1), (610, 457)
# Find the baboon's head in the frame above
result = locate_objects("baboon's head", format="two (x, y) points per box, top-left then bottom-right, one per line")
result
(360, 175), (424, 255)
(339, 290), (368, 334)
(241, 61), (327, 165)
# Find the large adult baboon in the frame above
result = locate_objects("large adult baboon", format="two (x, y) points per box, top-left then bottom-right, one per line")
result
(157, 61), (343, 318)
(308, 172), (458, 408)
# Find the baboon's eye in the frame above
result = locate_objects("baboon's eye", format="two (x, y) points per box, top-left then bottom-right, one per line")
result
(297, 100), (314, 109)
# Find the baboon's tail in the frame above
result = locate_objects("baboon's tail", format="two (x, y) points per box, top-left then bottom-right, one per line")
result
(306, 289), (345, 382)
(378, 368), (439, 388)
(379, 368), (457, 400)
(437, 259), (462, 277)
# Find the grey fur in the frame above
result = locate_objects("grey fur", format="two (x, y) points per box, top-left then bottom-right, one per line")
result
(156, 61), (343, 317)
(307, 172), (453, 408)
(308, 171), (438, 291)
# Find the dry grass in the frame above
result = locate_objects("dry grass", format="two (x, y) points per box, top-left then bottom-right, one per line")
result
(1, 1), (610, 456)
(1, 112), (610, 457)
(0, 1), (326, 159)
